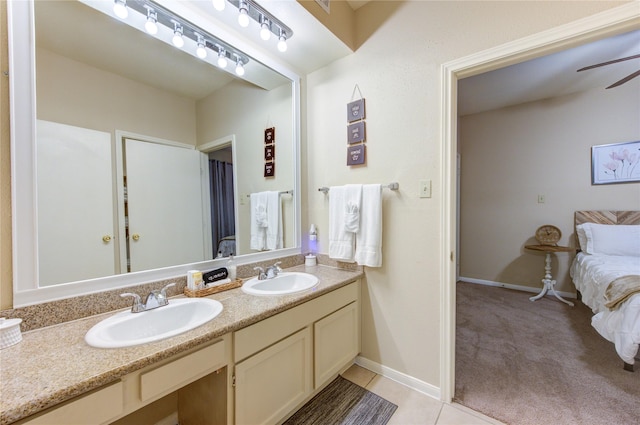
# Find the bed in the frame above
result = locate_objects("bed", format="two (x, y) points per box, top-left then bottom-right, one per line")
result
(570, 211), (640, 371)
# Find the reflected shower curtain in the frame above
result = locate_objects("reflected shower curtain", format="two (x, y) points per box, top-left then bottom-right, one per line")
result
(209, 160), (235, 257)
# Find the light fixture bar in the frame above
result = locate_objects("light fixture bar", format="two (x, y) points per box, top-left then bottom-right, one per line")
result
(226, 0), (293, 40)
(124, 0), (250, 66)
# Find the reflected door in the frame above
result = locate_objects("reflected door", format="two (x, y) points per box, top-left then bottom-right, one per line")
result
(36, 120), (116, 286)
(125, 138), (208, 271)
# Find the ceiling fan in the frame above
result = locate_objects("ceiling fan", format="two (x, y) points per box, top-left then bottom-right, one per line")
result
(577, 54), (640, 89)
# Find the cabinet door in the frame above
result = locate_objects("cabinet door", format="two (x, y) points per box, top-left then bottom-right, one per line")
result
(235, 328), (312, 425)
(314, 301), (360, 386)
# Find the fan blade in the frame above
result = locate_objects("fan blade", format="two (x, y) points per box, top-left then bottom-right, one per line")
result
(577, 54), (640, 72)
(606, 69), (640, 89)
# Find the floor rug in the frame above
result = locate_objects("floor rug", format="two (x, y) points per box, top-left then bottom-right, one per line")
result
(283, 375), (397, 425)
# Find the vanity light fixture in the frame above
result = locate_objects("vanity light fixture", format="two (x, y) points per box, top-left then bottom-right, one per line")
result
(259, 16), (271, 41)
(143, 6), (158, 35)
(195, 33), (207, 59)
(221, 0), (293, 51)
(212, 0), (226, 11)
(113, 0), (128, 19)
(171, 21), (184, 48)
(277, 28), (288, 52)
(234, 55), (245, 76)
(217, 48), (228, 68)
(237, 0), (250, 28)
(97, 0), (250, 77)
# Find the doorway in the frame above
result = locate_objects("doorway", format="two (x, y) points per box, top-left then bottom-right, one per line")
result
(439, 4), (638, 402)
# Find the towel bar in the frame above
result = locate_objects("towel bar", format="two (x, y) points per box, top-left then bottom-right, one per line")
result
(318, 183), (399, 194)
(247, 190), (293, 197)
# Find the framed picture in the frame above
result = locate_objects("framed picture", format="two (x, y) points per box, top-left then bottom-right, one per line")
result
(347, 144), (366, 166)
(347, 98), (365, 122)
(264, 127), (275, 144)
(264, 145), (275, 161)
(264, 161), (275, 178)
(591, 140), (640, 185)
(347, 121), (365, 144)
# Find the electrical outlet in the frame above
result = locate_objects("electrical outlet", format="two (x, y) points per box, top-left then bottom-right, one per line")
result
(419, 180), (432, 198)
(538, 194), (545, 203)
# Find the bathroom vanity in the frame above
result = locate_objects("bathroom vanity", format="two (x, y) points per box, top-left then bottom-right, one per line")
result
(0, 265), (362, 425)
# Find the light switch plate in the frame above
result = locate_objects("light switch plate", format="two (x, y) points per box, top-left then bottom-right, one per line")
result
(419, 180), (432, 198)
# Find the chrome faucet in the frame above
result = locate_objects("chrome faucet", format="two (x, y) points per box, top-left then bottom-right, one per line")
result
(254, 262), (283, 280)
(121, 283), (176, 313)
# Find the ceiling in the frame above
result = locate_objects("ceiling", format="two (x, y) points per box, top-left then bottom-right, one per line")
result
(458, 29), (640, 116)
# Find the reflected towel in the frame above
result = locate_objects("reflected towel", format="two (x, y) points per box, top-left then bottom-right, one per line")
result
(250, 192), (269, 250)
(354, 184), (383, 267)
(265, 191), (283, 250)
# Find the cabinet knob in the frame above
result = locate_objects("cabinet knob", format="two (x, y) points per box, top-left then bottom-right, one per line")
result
(132, 233), (140, 241)
(102, 235), (112, 243)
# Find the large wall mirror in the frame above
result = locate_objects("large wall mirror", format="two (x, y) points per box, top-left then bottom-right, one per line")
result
(9, 0), (301, 307)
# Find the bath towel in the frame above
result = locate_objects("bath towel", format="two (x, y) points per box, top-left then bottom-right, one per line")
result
(329, 186), (356, 262)
(344, 184), (362, 233)
(265, 191), (283, 250)
(354, 184), (383, 267)
(250, 192), (269, 250)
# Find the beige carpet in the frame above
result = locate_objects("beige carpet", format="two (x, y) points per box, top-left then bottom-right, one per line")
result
(454, 282), (639, 425)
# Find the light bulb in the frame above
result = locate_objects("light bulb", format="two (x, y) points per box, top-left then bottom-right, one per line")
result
(235, 59), (245, 76)
(212, 0), (226, 11)
(196, 35), (207, 59)
(172, 23), (184, 48)
(260, 20), (271, 41)
(277, 34), (287, 52)
(113, 0), (128, 19)
(217, 51), (228, 68)
(144, 10), (158, 35)
(238, 1), (249, 27)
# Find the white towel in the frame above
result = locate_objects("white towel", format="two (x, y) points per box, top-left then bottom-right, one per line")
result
(328, 186), (356, 262)
(344, 184), (362, 233)
(265, 191), (283, 250)
(355, 184), (383, 267)
(250, 192), (268, 250)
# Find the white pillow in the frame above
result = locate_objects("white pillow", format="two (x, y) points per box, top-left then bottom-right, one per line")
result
(580, 223), (640, 256)
(576, 224), (588, 252)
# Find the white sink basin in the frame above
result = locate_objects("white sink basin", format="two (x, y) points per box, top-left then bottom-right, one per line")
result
(85, 298), (223, 348)
(241, 272), (319, 296)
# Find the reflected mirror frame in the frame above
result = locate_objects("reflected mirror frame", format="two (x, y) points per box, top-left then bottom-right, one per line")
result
(7, 0), (301, 307)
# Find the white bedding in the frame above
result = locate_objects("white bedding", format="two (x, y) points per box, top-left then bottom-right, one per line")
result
(570, 252), (640, 364)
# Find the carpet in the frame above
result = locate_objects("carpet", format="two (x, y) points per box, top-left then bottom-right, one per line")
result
(455, 282), (639, 425)
(283, 375), (397, 425)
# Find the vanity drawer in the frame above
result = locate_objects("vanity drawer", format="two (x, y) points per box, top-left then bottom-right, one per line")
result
(140, 339), (226, 402)
(22, 381), (123, 425)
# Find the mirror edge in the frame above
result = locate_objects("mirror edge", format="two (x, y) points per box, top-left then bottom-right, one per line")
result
(8, 0), (302, 308)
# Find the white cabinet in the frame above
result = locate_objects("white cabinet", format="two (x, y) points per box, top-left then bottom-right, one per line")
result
(234, 328), (312, 425)
(233, 281), (360, 425)
(314, 302), (360, 386)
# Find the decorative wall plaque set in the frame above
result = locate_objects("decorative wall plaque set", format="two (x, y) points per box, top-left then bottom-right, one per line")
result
(346, 86), (366, 166)
(264, 127), (275, 177)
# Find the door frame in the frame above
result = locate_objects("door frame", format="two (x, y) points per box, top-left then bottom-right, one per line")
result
(439, 3), (639, 402)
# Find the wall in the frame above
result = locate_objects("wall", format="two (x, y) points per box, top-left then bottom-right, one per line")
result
(459, 84), (640, 293)
(1, 0), (10, 309)
(304, 0), (628, 390)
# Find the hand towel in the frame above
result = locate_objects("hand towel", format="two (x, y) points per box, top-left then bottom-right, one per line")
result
(329, 186), (356, 262)
(344, 184), (362, 233)
(265, 191), (283, 250)
(250, 192), (269, 250)
(355, 184), (383, 267)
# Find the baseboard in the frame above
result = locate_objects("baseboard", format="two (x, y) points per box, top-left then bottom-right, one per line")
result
(354, 356), (441, 400)
(458, 277), (577, 299)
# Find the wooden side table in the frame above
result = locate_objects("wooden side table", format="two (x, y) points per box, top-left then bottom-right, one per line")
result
(524, 244), (575, 306)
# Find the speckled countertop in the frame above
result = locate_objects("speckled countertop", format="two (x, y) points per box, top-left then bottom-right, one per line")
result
(0, 265), (363, 425)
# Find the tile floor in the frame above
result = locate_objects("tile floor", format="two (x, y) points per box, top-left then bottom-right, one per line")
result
(341, 365), (505, 425)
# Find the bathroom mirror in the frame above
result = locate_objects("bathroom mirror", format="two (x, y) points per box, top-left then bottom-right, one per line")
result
(9, 0), (301, 307)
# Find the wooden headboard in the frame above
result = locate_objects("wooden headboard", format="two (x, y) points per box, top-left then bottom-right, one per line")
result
(574, 211), (640, 247)
(575, 211), (640, 226)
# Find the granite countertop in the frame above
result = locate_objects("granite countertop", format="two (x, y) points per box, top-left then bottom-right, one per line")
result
(0, 265), (363, 425)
